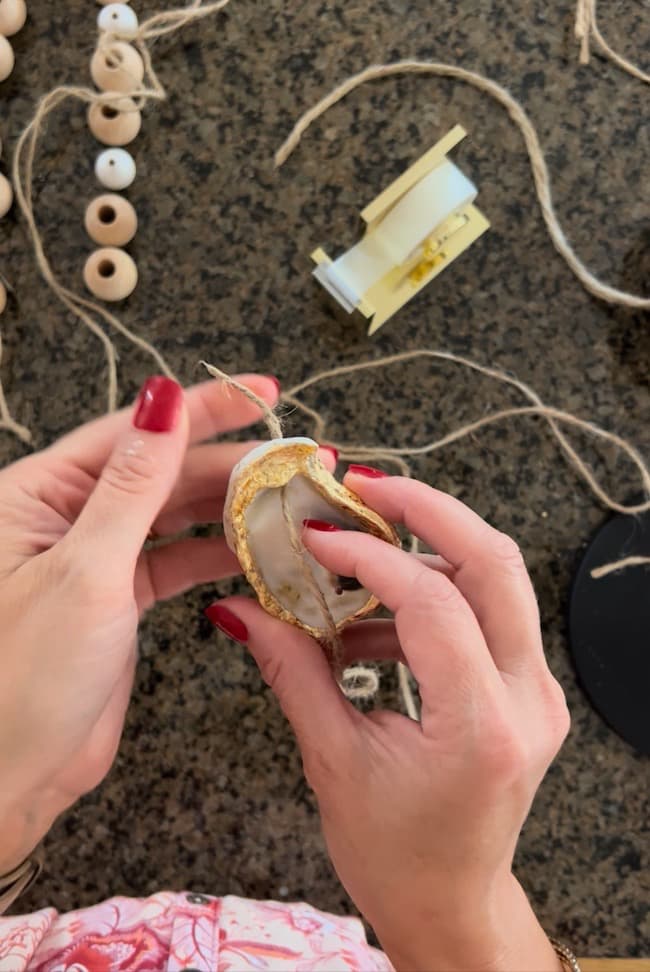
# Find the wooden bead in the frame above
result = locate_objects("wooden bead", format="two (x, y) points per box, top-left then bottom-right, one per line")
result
(90, 41), (144, 93)
(0, 172), (13, 218)
(0, 34), (14, 81)
(88, 97), (141, 146)
(97, 0), (130, 4)
(0, 0), (26, 37)
(84, 248), (138, 302)
(85, 194), (137, 246)
(0, 280), (6, 315)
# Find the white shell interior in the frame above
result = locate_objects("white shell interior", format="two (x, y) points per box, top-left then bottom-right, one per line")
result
(245, 474), (371, 629)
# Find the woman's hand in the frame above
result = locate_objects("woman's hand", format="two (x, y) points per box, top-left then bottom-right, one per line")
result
(0, 374), (284, 875)
(207, 469), (570, 972)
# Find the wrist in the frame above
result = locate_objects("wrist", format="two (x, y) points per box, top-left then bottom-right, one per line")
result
(0, 790), (57, 875)
(377, 872), (562, 972)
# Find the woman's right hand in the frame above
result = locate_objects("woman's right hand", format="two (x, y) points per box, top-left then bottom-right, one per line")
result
(206, 471), (570, 972)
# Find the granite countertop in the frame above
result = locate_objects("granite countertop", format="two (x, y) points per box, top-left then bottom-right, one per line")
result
(1, 0), (648, 957)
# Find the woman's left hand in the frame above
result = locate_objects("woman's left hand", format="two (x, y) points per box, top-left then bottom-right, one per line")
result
(0, 374), (281, 874)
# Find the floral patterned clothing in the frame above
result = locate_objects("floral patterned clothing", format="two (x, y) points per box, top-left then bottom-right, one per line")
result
(0, 891), (393, 971)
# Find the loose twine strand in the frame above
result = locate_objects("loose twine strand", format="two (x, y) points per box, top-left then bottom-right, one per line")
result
(1, 0), (232, 442)
(2, 0), (647, 442)
(203, 349), (649, 714)
(574, 0), (650, 82)
(274, 61), (649, 312)
(590, 556), (650, 580)
(201, 362), (379, 701)
(0, 0), (645, 707)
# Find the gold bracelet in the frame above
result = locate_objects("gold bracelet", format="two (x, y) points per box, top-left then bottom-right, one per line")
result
(550, 937), (582, 972)
(0, 845), (44, 915)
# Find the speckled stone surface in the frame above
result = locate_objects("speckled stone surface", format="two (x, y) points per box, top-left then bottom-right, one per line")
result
(1, 0), (649, 957)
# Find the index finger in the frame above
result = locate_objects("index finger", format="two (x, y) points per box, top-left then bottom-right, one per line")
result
(303, 526), (502, 715)
(344, 473), (543, 676)
(48, 374), (279, 474)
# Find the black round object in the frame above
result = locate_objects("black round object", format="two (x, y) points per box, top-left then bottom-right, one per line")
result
(569, 509), (650, 754)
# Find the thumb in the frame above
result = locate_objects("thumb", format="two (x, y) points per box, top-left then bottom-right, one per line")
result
(70, 377), (188, 569)
(207, 596), (356, 759)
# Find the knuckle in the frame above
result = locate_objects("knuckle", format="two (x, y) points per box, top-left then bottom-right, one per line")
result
(478, 706), (528, 780)
(490, 530), (527, 575)
(539, 674), (571, 746)
(102, 443), (162, 497)
(302, 745), (341, 789)
(412, 565), (463, 611)
(257, 649), (286, 695)
(51, 545), (103, 602)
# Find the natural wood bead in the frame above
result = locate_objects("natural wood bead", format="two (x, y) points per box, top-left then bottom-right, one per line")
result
(0, 280), (6, 315)
(91, 41), (144, 93)
(0, 0), (26, 37)
(84, 247), (138, 302)
(88, 97), (141, 146)
(0, 34), (14, 81)
(0, 172), (13, 218)
(97, 0), (130, 5)
(85, 193), (137, 246)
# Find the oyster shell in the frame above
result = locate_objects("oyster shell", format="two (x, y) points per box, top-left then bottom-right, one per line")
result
(224, 437), (400, 638)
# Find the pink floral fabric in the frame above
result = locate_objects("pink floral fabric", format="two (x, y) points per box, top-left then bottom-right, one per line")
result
(0, 892), (393, 971)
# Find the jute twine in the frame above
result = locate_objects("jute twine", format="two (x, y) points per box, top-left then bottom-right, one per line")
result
(0, 0), (646, 713)
(1, 0), (232, 443)
(275, 59), (649, 312)
(203, 351), (649, 714)
(574, 0), (649, 82)
(202, 362), (380, 702)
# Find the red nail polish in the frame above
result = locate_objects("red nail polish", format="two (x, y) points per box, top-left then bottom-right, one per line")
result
(266, 375), (281, 396)
(133, 377), (183, 433)
(320, 445), (339, 463)
(204, 603), (249, 643)
(303, 519), (342, 532)
(347, 464), (389, 479)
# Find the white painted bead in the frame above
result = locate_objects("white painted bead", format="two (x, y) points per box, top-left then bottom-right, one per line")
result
(0, 172), (13, 218)
(95, 147), (136, 189)
(91, 41), (144, 93)
(0, 34), (14, 82)
(97, 4), (138, 37)
(0, 0), (27, 37)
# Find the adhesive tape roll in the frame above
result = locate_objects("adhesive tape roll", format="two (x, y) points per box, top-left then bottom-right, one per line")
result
(331, 160), (477, 301)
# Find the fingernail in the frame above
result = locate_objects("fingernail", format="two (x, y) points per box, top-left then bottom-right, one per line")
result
(266, 375), (281, 396)
(320, 445), (339, 463)
(133, 377), (183, 433)
(347, 464), (389, 479)
(204, 603), (249, 643)
(303, 519), (342, 532)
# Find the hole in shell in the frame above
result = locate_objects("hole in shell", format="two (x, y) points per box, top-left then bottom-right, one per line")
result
(102, 105), (119, 119)
(98, 205), (116, 224)
(98, 260), (116, 278)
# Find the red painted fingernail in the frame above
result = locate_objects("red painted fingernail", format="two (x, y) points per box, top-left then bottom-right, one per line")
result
(204, 603), (249, 643)
(347, 464), (389, 479)
(320, 445), (339, 463)
(133, 377), (183, 433)
(266, 375), (281, 396)
(303, 519), (342, 532)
